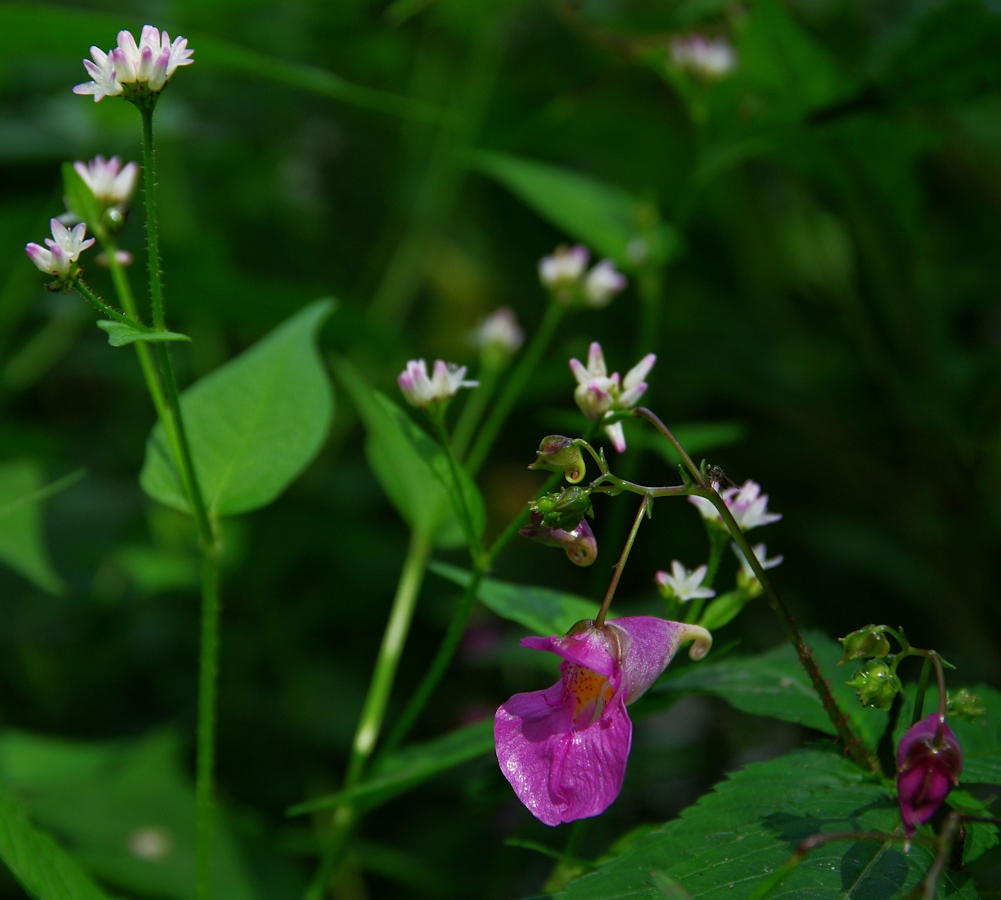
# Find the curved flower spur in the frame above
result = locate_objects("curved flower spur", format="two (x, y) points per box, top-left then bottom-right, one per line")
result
(495, 617), (711, 825)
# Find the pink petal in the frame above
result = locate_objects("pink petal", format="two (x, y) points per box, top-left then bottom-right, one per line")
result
(608, 617), (692, 703)
(521, 628), (620, 682)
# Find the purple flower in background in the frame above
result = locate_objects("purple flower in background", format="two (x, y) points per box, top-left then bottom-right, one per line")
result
(495, 617), (711, 825)
(896, 713), (963, 836)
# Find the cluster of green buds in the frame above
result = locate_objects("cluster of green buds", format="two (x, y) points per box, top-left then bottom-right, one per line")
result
(839, 625), (901, 710)
(528, 435), (587, 484)
(520, 486), (597, 567)
(528, 486), (593, 532)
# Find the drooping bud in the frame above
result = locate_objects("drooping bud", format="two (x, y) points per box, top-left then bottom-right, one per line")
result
(528, 435), (586, 484)
(528, 486), (594, 532)
(838, 625), (891, 665)
(896, 713), (963, 836)
(947, 688), (986, 721)
(846, 660), (902, 711)
(520, 514), (597, 567)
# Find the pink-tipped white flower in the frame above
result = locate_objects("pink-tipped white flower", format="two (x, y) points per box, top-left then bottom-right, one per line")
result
(472, 307), (524, 355)
(398, 359), (478, 410)
(690, 479), (782, 532)
(733, 542), (783, 583)
(569, 343), (656, 452)
(584, 259), (628, 307)
(539, 245), (590, 291)
(74, 26), (193, 102)
(670, 35), (737, 79)
(539, 245), (627, 308)
(73, 46), (124, 102)
(655, 562), (715, 602)
(25, 219), (95, 279)
(74, 156), (139, 207)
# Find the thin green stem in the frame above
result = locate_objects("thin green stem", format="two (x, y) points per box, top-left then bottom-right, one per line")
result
(196, 552), (221, 900)
(431, 416), (481, 558)
(465, 300), (566, 477)
(912, 657), (933, 726)
(595, 494), (650, 628)
(634, 407), (704, 485)
(73, 278), (141, 328)
(452, 356), (505, 462)
(139, 105), (166, 331)
(685, 528), (730, 623)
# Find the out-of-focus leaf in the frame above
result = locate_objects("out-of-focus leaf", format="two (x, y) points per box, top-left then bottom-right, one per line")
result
(696, 590), (750, 631)
(60, 163), (102, 232)
(287, 719), (494, 817)
(893, 684), (1001, 786)
(0, 460), (69, 595)
(141, 300), (334, 517)
(657, 630), (888, 749)
(471, 151), (679, 268)
(946, 790), (999, 866)
(0, 5), (438, 121)
(0, 777), (112, 900)
(113, 546), (200, 594)
(0, 730), (258, 900)
(96, 321), (191, 347)
(629, 420), (745, 466)
(562, 748), (976, 899)
(429, 562), (606, 636)
(333, 359), (484, 548)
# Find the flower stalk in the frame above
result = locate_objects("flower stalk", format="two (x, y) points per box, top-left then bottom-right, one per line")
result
(595, 494), (650, 627)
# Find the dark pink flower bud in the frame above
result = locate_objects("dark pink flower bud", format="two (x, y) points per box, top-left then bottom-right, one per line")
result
(519, 514), (597, 566)
(896, 713), (963, 836)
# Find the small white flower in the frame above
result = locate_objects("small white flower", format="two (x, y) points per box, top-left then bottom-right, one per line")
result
(689, 479), (782, 531)
(72, 46), (123, 102)
(569, 342), (656, 452)
(655, 561), (716, 602)
(95, 250), (135, 268)
(74, 156), (139, 207)
(670, 35), (737, 79)
(539, 244), (590, 290)
(472, 307), (524, 354)
(583, 259), (627, 307)
(397, 359), (478, 409)
(25, 218), (95, 278)
(733, 543), (783, 581)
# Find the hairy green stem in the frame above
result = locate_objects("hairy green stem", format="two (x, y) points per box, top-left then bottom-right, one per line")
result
(73, 277), (140, 328)
(595, 494), (650, 628)
(139, 106), (166, 331)
(465, 300), (566, 477)
(685, 529), (730, 623)
(196, 552), (221, 900)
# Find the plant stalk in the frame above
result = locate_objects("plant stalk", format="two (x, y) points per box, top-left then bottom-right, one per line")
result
(595, 494), (650, 627)
(196, 552), (221, 900)
(139, 106), (166, 332)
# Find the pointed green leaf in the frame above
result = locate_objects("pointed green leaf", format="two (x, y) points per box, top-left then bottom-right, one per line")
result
(429, 562), (605, 636)
(140, 299), (335, 517)
(334, 358), (484, 548)
(657, 630), (888, 750)
(0, 777), (112, 900)
(0, 461), (65, 596)
(471, 151), (678, 268)
(288, 719), (494, 817)
(96, 321), (191, 347)
(563, 749), (976, 900)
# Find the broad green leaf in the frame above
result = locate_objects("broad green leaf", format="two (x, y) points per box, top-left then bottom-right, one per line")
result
(471, 151), (678, 269)
(696, 590), (751, 631)
(0, 461), (66, 595)
(893, 683), (1001, 786)
(140, 299), (334, 517)
(0, 730), (258, 900)
(658, 630), (888, 750)
(333, 359), (484, 548)
(429, 562), (606, 636)
(946, 790), (999, 866)
(0, 6), (438, 122)
(563, 749), (976, 900)
(96, 321), (191, 347)
(60, 163), (102, 232)
(0, 777), (113, 900)
(288, 719), (493, 817)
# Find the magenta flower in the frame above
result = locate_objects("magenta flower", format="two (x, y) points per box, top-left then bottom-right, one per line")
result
(896, 712), (963, 836)
(495, 617), (711, 825)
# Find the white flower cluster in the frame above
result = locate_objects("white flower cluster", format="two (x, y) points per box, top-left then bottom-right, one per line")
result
(669, 35), (737, 79)
(74, 26), (194, 102)
(25, 219), (95, 279)
(538, 245), (626, 307)
(398, 359), (478, 410)
(569, 342), (655, 453)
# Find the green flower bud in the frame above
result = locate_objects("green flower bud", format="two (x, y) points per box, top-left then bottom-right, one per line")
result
(528, 435), (586, 484)
(947, 688), (986, 721)
(530, 486), (594, 533)
(847, 661), (902, 711)
(838, 625), (891, 665)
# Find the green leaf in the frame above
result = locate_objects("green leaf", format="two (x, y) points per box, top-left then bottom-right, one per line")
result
(946, 790), (999, 866)
(657, 630), (888, 750)
(894, 683), (1001, 786)
(288, 719), (494, 817)
(333, 358), (484, 548)
(563, 748), (976, 900)
(429, 562), (605, 636)
(0, 730), (258, 900)
(60, 163), (102, 232)
(140, 299), (335, 517)
(696, 590), (751, 631)
(96, 320), (191, 347)
(471, 151), (678, 269)
(0, 777), (113, 900)
(0, 461), (67, 596)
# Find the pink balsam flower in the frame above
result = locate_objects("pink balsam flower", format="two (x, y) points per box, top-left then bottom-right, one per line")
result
(495, 616), (711, 825)
(896, 712), (962, 836)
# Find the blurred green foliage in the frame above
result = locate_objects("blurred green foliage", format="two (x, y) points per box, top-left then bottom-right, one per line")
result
(0, 0), (1000, 896)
